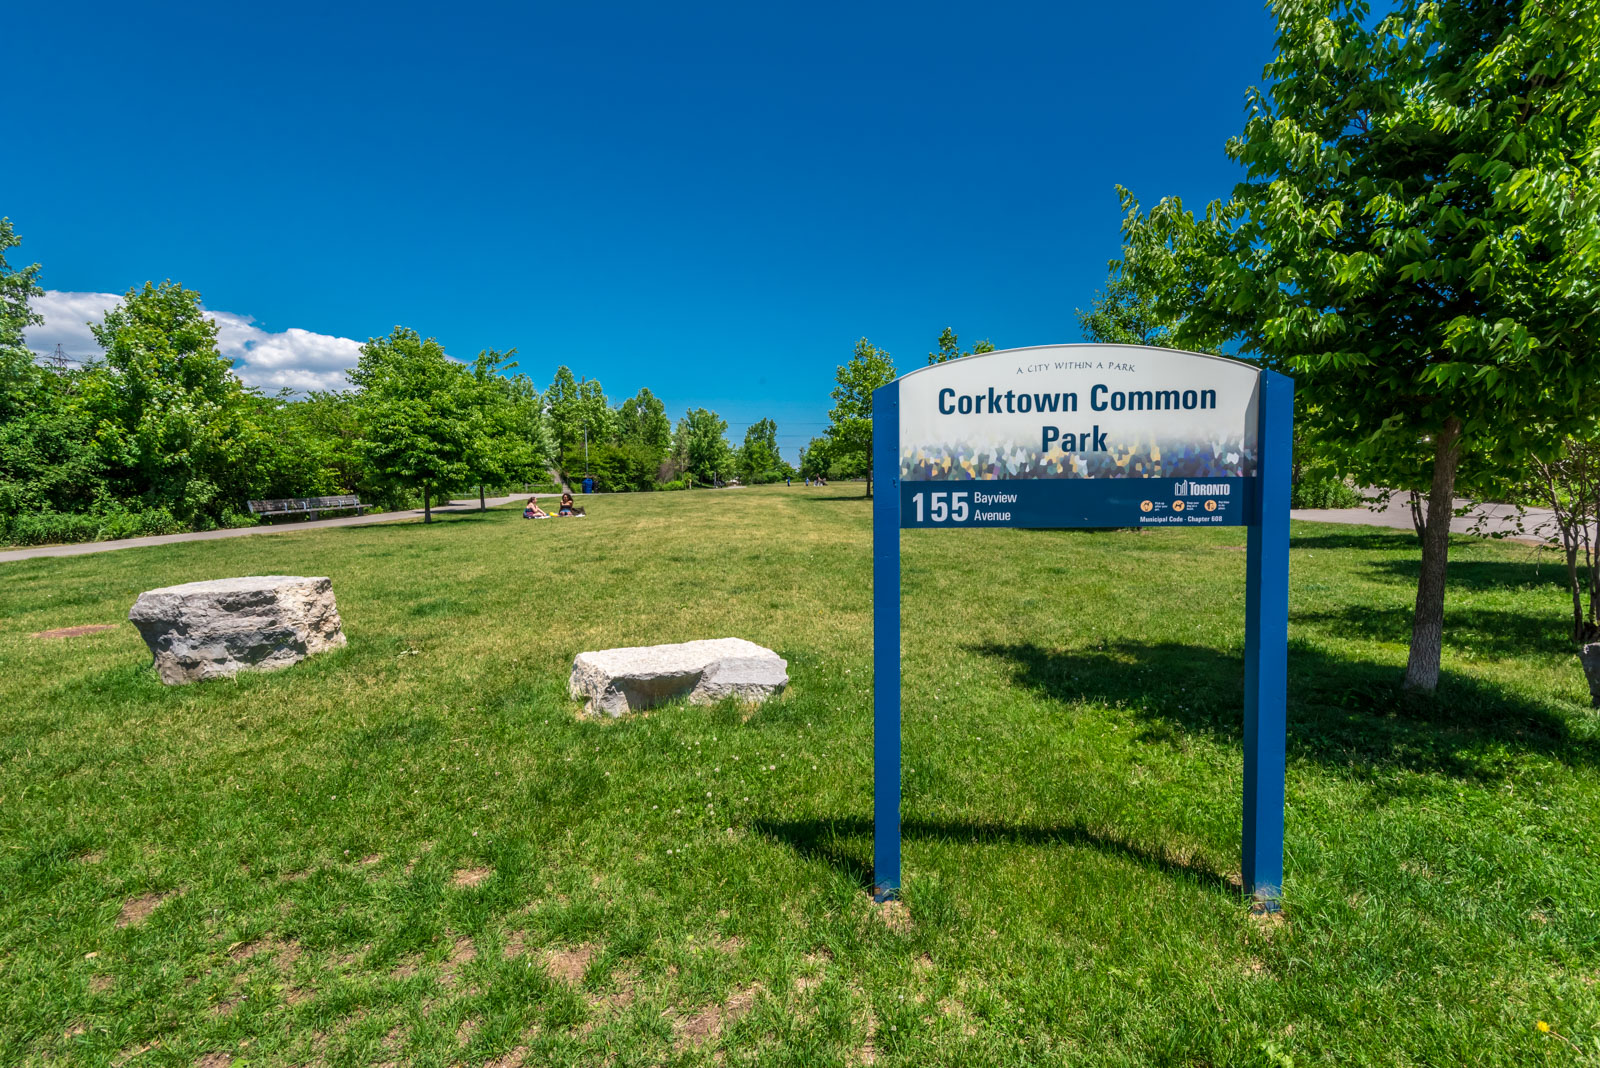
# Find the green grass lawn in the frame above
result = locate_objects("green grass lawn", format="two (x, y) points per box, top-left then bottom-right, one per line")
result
(2, 485), (1597, 1067)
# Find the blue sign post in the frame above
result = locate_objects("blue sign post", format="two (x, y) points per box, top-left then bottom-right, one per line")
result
(871, 344), (1292, 908)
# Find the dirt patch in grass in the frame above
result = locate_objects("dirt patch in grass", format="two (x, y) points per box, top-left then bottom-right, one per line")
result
(545, 943), (596, 986)
(89, 974), (113, 994)
(274, 938), (303, 970)
(871, 898), (911, 934)
(440, 936), (476, 986)
(452, 866), (492, 888)
(1250, 907), (1291, 939)
(391, 955), (420, 979)
(939, 997), (977, 1036)
(674, 984), (761, 1050)
(210, 995), (242, 1018)
(584, 967), (639, 1024)
(116, 891), (172, 928)
(711, 935), (745, 955)
(33, 623), (119, 639)
(503, 931), (530, 959)
(195, 1054), (232, 1068)
(456, 1016), (480, 1045)
(359, 854), (383, 866)
(78, 849), (106, 865)
(229, 939), (270, 962)
(855, 1010), (878, 1065)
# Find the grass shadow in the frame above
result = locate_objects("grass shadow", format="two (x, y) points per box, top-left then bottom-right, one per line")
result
(972, 640), (1597, 781)
(1289, 529), (1420, 551)
(1360, 557), (1570, 594)
(752, 816), (1237, 897)
(1295, 602), (1572, 658)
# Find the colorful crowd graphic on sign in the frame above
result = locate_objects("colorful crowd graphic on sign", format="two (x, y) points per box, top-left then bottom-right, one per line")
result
(895, 345), (1264, 528)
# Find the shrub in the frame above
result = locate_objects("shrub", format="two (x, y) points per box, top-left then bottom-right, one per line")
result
(1291, 476), (1365, 509)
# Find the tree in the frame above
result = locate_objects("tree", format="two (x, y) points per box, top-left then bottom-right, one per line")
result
(798, 436), (834, 481)
(349, 327), (473, 523)
(85, 282), (263, 524)
(826, 338), (896, 496)
(926, 327), (995, 365)
(463, 349), (535, 509)
(0, 218), (45, 422)
(673, 408), (734, 486)
(618, 387), (672, 456)
(1076, 260), (1182, 347)
(545, 366), (581, 459)
(738, 417), (784, 483)
(1119, 0), (1600, 694)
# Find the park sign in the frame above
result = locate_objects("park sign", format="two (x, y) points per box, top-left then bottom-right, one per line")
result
(898, 345), (1262, 528)
(871, 344), (1293, 908)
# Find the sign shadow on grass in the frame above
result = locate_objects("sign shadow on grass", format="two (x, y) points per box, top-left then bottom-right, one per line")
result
(751, 816), (1239, 898)
(972, 640), (1598, 781)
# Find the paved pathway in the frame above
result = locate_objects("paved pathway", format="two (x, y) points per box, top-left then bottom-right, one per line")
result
(1292, 494), (1558, 545)
(0, 493), (550, 564)
(3, 488), (1563, 565)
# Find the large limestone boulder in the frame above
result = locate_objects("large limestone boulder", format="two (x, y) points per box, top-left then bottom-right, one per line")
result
(570, 638), (788, 716)
(128, 576), (346, 685)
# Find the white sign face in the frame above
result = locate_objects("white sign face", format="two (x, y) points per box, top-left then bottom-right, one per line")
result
(894, 344), (1262, 528)
(899, 344), (1260, 480)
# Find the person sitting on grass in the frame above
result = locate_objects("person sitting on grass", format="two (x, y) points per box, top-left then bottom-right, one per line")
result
(558, 492), (585, 517)
(523, 497), (549, 519)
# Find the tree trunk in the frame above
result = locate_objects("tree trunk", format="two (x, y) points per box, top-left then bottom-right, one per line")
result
(479, 483), (485, 511)
(1402, 418), (1462, 694)
(1407, 490), (1426, 540)
(866, 469), (873, 499)
(423, 485), (432, 524)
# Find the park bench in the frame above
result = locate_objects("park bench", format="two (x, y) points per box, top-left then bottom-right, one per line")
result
(247, 495), (370, 522)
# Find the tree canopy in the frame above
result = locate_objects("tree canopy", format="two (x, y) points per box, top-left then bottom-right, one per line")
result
(926, 327), (995, 365)
(826, 338), (896, 496)
(1118, 0), (1600, 692)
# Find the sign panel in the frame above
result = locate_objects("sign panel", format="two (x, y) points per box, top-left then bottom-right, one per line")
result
(897, 345), (1263, 528)
(870, 344), (1293, 911)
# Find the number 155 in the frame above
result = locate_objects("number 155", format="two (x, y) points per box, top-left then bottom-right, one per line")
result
(911, 491), (968, 522)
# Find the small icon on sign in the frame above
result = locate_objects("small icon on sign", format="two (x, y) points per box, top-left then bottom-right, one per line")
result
(1204, 499), (1217, 512)
(1172, 500), (1185, 512)
(1140, 500), (1153, 513)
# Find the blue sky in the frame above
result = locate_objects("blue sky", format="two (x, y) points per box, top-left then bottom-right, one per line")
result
(11, 1), (1277, 459)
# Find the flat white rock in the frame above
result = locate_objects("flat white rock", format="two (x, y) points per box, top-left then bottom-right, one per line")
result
(570, 637), (788, 715)
(128, 575), (346, 685)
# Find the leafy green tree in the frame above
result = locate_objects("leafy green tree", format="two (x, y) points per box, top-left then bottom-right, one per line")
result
(505, 373), (554, 482)
(738, 417), (784, 483)
(0, 219), (103, 524)
(926, 327), (995, 365)
(349, 326), (473, 523)
(464, 348), (536, 509)
(618, 387), (672, 455)
(545, 366), (581, 458)
(826, 338), (896, 496)
(1075, 260), (1185, 348)
(798, 436), (834, 481)
(84, 282), (263, 525)
(1119, 0), (1600, 694)
(673, 408), (734, 486)
(0, 218), (45, 422)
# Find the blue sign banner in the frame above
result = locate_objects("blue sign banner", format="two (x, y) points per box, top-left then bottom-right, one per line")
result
(900, 476), (1256, 529)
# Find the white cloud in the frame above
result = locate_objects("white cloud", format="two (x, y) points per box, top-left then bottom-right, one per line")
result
(25, 290), (364, 393)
